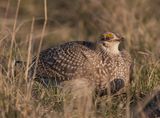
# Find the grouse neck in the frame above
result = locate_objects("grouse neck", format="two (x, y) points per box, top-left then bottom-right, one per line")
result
(107, 42), (120, 55)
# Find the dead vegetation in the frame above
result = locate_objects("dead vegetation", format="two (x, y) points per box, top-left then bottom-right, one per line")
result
(0, 0), (160, 118)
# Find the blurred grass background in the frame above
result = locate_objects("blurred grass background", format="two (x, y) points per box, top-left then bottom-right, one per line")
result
(0, 0), (160, 118)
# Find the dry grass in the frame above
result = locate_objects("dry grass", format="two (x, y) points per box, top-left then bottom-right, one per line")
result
(0, 0), (160, 118)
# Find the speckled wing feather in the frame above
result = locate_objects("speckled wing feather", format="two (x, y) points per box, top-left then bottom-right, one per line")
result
(121, 50), (132, 65)
(28, 41), (97, 85)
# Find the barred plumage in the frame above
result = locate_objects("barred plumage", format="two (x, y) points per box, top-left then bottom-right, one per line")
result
(28, 32), (132, 95)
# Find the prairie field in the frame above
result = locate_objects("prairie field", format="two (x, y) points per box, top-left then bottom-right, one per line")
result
(0, 0), (160, 118)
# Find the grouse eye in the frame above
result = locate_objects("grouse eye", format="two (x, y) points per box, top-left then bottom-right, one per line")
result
(102, 42), (106, 46)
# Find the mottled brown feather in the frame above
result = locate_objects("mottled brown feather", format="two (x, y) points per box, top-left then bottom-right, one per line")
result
(28, 34), (132, 95)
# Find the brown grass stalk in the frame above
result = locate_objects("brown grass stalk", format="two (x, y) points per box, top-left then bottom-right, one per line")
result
(7, 0), (21, 77)
(32, 0), (47, 79)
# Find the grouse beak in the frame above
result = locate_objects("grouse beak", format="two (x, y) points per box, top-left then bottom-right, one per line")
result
(115, 37), (124, 42)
